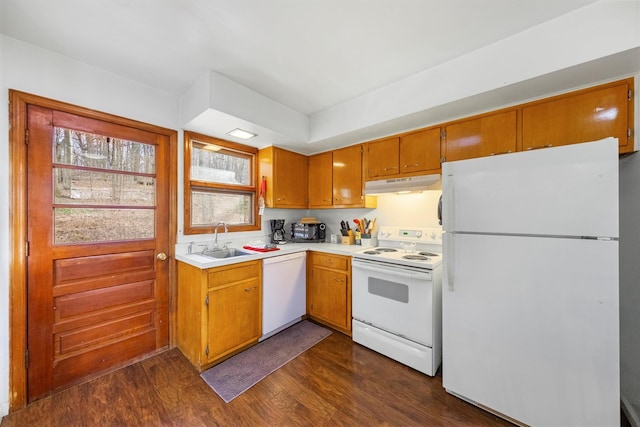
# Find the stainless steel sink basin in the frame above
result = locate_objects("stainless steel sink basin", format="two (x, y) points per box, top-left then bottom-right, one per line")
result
(201, 248), (252, 259)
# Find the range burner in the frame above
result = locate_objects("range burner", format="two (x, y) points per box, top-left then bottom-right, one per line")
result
(375, 247), (398, 252)
(418, 251), (439, 257)
(403, 254), (430, 261)
(363, 250), (381, 255)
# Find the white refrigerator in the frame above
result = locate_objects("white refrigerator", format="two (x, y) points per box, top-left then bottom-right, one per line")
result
(441, 138), (620, 426)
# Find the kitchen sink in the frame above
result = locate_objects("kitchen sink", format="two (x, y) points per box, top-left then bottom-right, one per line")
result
(201, 248), (252, 259)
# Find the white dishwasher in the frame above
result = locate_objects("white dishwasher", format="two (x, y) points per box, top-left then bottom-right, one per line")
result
(260, 251), (306, 341)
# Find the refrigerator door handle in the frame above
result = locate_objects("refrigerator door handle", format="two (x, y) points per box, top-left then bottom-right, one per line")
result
(443, 173), (454, 231)
(444, 232), (454, 291)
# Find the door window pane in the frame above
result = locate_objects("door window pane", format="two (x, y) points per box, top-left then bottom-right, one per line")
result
(53, 127), (155, 174)
(54, 208), (154, 244)
(54, 168), (155, 206)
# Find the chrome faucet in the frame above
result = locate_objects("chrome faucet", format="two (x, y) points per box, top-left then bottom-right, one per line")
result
(213, 222), (228, 250)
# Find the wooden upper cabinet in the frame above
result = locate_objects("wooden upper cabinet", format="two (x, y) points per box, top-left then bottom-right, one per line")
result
(522, 79), (633, 153)
(308, 144), (375, 209)
(366, 137), (400, 180)
(443, 110), (517, 162)
(400, 128), (442, 174)
(259, 146), (308, 208)
(333, 144), (364, 207)
(308, 151), (333, 208)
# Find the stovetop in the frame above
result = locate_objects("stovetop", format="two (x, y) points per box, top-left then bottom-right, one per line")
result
(352, 226), (442, 269)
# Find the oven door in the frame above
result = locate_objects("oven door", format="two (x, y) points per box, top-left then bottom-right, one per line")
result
(352, 258), (434, 346)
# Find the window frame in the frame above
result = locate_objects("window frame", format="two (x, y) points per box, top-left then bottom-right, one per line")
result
(184, 130), (260, 235)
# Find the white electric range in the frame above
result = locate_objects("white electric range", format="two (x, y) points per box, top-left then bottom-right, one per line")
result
(351, 226), (443, 376)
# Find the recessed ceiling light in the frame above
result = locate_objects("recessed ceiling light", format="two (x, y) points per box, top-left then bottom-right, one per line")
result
(227, 128), (257, 139)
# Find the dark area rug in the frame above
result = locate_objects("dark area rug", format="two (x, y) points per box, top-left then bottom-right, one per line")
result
(200, 320), (332, 403)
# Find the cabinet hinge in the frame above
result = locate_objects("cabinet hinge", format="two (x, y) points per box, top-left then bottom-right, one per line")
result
(205, 346), (209, 356)
(629, 128), (633, 139)
(25, 241), (30, 257)
(629, 89), (633, 101)
(440, 130), (446, 139)
(24, 128), (29, 145)
(205, 295), (209, 306)
(25, 348), (29, 368)
(440, 157), (446, 164)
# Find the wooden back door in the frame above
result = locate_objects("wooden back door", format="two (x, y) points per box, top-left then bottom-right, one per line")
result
(26, 104), (171, 401)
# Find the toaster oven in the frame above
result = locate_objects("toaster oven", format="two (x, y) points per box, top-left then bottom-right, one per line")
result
(290, 222), (326, 243)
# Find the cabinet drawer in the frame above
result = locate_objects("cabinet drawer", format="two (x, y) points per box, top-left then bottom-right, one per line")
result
(311, 253), (348, 271)
(207, 260), (261, 288)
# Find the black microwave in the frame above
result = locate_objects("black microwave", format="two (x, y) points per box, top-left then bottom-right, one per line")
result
(290, 222), (326, 243)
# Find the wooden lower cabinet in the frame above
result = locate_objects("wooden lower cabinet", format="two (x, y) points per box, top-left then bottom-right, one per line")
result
(306, 252), (351, 335)
(177, 260), (262, 371)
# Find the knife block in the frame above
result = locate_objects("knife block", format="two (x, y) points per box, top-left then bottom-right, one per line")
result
(341, 235), (355, 245)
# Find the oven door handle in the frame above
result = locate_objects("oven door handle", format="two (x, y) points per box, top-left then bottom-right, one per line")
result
(352, 262), (431, 281)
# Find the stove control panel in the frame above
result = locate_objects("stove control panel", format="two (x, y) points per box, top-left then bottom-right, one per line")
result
(378, 226), (442, 244)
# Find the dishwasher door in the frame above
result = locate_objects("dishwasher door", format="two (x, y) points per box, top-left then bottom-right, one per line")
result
(261, 251), (306, 340)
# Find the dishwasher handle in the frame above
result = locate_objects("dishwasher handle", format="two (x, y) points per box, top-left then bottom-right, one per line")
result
(262, 251), (306, 265)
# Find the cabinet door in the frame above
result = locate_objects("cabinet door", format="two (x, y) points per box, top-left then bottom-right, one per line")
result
(444, 110), (517, 162)
(366, 137), (399, 179)
(400, 128), (441, 174)
(207, 279), (261, 361)
(308, 267), (349, 330)
(274, 148), (308, 207)
(333, 144), (363, 207)
(522, 82), (631, 152)
(308, 152), (333, 208)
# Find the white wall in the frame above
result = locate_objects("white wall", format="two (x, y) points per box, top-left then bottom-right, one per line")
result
(0, 35), (180, 418)
(620, 153), (640, 426)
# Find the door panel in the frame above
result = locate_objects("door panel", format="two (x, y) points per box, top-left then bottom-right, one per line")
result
(26, 104), (170, 401)
(443, 233), (619, 426)
(444, 110), (517, 161)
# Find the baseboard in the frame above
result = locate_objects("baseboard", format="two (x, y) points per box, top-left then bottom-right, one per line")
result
(622, 393), (640, 427)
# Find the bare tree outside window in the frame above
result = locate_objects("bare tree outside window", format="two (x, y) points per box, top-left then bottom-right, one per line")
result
(53, 127), (156, 243)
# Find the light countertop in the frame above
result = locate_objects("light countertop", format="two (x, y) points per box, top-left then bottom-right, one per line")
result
(175, 242), (365, 269)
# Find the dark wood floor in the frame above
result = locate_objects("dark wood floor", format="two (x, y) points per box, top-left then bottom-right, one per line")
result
(2, 328), (515, 426)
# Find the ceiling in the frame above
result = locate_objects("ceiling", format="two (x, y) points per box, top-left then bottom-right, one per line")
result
(0, 0), (613, 151)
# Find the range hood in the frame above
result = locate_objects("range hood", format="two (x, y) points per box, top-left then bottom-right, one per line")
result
(364, 174), (441, 195)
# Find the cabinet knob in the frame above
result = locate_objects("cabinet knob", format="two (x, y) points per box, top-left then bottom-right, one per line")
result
(157, 252), (168, 261)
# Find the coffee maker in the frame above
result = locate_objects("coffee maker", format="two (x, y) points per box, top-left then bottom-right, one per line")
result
(269, 219), (286, 244)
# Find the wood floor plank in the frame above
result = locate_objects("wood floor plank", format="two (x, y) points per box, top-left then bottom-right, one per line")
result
(2, 325), (516, 426)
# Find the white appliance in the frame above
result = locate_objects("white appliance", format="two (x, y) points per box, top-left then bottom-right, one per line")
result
(364, 173), (440, 194)
(352, 226), (443, 376)
(261, 251), (306, 341)
(442, 138), (620, 426)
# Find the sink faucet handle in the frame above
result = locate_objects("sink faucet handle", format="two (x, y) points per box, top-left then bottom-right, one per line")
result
(223, 241), (232, 250)
(188, 241), (195, 254)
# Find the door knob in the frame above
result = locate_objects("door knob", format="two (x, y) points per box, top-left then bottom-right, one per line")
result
(157, 252), (168, 261)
